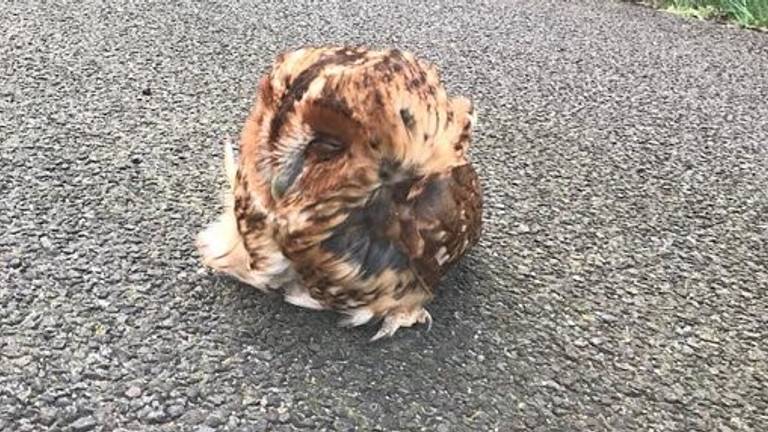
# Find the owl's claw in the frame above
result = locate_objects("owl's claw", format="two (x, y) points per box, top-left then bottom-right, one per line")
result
(370, 308), (432, 342)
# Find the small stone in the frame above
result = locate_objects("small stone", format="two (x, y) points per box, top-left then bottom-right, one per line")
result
(437, 424), (451, 432)
(129, 398), (145, 411)
(596, 312), (618, 322)
(131, 156), (142, 165)
(253, 419), (269, 432)
(541, 379), (564, 392)
(332, 418), (356, 430)
(70, 415), (97, 432)
(227, 416), (240, 429)
(145, 409), (167, 424)
(206, 412), (226, 427)
(196, 427), (215, 432)
(13, 356), (32, 367)
(265, 394), (282, 407)
(125, 386), (142, 398)
(254, 350), (273, 361)
(2, 338), (22, 358)
(38, 408), (57, 426)
(662, 384), (685, 403)
(277, 412), (290, 423)
(242, 393), (260, 407)
(186, 387), (200, 400)
(9, 258), (22, 269)
(265, 410), (279, 422)
(208, 394), (226, 406)
(141, 88), (152, 96)
(180, 409), (205, 425)
(166, 404), (185, 419)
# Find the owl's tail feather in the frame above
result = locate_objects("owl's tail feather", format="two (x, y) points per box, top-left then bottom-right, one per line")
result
(197, 136), (252, 286)
(198, 135), (291, 291)
(223, 135), (237, 191)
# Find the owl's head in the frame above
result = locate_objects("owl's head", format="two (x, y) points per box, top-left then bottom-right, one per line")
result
(239, 46), (475, 214)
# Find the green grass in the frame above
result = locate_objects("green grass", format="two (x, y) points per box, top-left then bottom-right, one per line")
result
(661, 0), (768, 28)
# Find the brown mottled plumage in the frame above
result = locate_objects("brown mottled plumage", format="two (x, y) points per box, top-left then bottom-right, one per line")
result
(196, 46), (482, 340)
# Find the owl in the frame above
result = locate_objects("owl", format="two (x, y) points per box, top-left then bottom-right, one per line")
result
(196, 46), (482, 341)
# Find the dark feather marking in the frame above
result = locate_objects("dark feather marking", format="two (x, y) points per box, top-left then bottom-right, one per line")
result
(314, 91), (356, 123)
(320, 186), (410, 279)
(365, 188), (394, 227)
(406, 71), (428, 91)
(234, 176), (253, 222)
(307, 207), (349, 226)
(362, 237), (408, 278)
(301, 193), (364, 214)
(373, 90), (384, 107)
(271, 150), (305, 198)
(400, 109), (415, 131)
(245, 212), (266, 231)
(412, 175), (447, 217)
(373, 51), (406, 81)
(379, 158), (418, 201)
(378, 158), (401, 182)
(393, 281), (414, 300)
(268, 50), (364, 145)
(318, 96), (353, 118)
(322, 224), (370, 266)
(369, 136), (381, 150)
(389, 48), (405, 60)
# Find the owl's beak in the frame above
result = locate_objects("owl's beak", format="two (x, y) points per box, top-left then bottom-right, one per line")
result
(270, 152), (305, 200)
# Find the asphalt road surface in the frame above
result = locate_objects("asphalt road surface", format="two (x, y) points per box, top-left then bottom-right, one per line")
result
(2, 1), (767, 431)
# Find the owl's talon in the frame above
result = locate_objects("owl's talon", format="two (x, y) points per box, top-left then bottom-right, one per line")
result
(369, 308), (432, 342)
(423, 310), (433, 332)
(370, 321), (398, 342)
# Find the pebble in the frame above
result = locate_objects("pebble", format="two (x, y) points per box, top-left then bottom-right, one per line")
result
(167, 404), (185, 419)
(145, 409), (167, 424)
(125, 386), (142, 399)
(70, 415), (97, 432)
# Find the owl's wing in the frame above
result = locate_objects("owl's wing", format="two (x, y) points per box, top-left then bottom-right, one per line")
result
(316, 162), (481, 300)
(395, 162), (483, 292)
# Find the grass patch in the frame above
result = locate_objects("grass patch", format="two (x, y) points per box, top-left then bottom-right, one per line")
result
(660, 0), (768, 28)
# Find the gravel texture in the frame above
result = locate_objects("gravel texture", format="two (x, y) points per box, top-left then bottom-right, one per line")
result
(2, 0), (768, 431)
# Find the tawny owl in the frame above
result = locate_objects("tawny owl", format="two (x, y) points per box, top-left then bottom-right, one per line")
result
(196, 46), (482, 340)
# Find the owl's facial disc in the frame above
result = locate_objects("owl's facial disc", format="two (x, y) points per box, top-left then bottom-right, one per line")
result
(270, 135), (346, 200)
